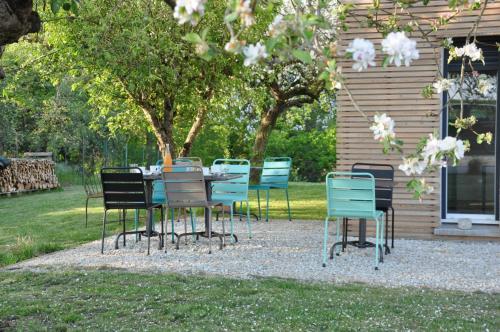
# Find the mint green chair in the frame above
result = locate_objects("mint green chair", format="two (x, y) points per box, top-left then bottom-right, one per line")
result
(249, 157), (292, 222)
(322, 172), (385, 270)
(211, 159), (252, 241)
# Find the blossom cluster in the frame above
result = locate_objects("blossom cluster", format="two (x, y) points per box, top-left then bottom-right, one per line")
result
(433, 78), (454, 94)
(174, 0), (206, 26)
(346, 39), (376, 72)
(399, 134), (467, 177)
(347, 32), (419, 71)
(237, 0), (255, 27)
(369, 114), (396, 143)
(242, 42), (268, 66)
(267, 15), (288, 38)
(449, 42), (484, 63)
(382, 32), (420, 67)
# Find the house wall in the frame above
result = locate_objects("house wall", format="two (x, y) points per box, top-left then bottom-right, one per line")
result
(337, 0), (500, 238)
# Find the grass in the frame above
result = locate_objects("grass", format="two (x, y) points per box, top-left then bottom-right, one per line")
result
(0, 183), (325, 267)
(0, 270), (498, 331)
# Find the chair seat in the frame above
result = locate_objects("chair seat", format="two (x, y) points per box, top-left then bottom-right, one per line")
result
(87, 192), (103, 198)
(248, 184), (271, 190)
(329, 210), (384, 220)
(167, 200), (223, 209)
(106, 202), (162, 210)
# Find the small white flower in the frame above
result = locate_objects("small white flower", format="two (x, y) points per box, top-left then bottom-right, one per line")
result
(477, 74), (494, 96)
(422, 134), (442, 166)
(174, 0), (206, 25)
(455, 139), (466, 160)
(346, 38), (376, 72)
(399, 157), (427, 176)
(267, 15), (287, 37)
(433, 78), (454, 94)
(243, 42), (268, 66)
(224, 38), (244, 53)
(195, 41), (209, 55)
(451, 43), (483, 63)
(370, 113), (396, 142)
(446, 37), (453, 46)
(438, 136), (457, 152)
(381, 32), (419, 67)
(237, 0), (255, 27)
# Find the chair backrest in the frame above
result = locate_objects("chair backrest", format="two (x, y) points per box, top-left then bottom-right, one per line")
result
(101, 167), (147, 210)
(212, 159), (250, 201)
(162, 166), (207, 208)
(326, 172), (377, 219)
(83, 172), (102, 196)
(351, 163), (394, 210)
(152, 158), (201, 203)
(260, 157), (292, 188)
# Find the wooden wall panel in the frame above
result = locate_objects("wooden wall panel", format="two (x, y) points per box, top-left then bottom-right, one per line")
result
(337, 1), (500, 239)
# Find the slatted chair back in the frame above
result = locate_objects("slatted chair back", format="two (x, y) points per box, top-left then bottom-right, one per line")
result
(260, 157), (292, 189)
(83, 171), (102, 196)
(326, 172), (377, 219)
(162, 166), (207, 208)
(351, 163), (394, 211)
(212, 159), (250, 202)
(152, 159), (199, 203)
(101, 167), (147, 210)
(175, 157), (203, 167)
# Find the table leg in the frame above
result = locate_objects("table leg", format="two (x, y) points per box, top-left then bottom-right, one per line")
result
(358, 218), (367, 246)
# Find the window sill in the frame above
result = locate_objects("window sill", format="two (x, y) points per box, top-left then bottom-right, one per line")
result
(434, 223), (500, 238)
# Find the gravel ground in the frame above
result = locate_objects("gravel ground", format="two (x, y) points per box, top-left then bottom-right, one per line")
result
(7, 219), (500, 293)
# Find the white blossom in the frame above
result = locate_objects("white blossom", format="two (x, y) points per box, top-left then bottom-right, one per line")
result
(243, 42), (268, 66)
(451, 42), (483, 63)
(433, 78), (454, 94)
(381, 32), (419, 67)
(477, 74), (494, 96)
(224, 38), (244, 53)
(438, 136), (466, 160)
(370, 113), (396, 142)
(174, 0), (206, 25)
(346, 38), (376, 72)
(237, 0), (255, 27)
(267, 15), (287, 37)
(399, 157), (427, 176)
(422, 134), (442, 166)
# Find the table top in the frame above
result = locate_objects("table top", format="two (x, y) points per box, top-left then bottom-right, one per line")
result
(143, 172), (240, 182)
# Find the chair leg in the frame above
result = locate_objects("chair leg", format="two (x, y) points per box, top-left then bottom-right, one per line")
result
(121, 209), (126, 247)
(256, 190), (262, 221)
(229, 205), (235, 243)
(380, 214), (385, 263)
(246, 200), (252, 239)
(285, 188), (291, 221)
(375, 217), (380, 270)
(239, 201), (243, 221)
(101, 210), (107, 254)
(159, 207), (164, 250)
(208, 208), (212, 254)
(147, 208), (151, 256)
(190, 208), (196, 242)
(335, 218), (341, 256)
(265, 189), (270, 222)
(171, 208), (175, 244)
(183, 208), (188, 245)
(322, 217), (329, 267)
(85, 197), (89, 228)
(165, 207), (169, 253)
(134, 209), (139, 242)
(391, 206), (395, 249)
(221, 208), (226, 247)
(385, 211), (390, 255)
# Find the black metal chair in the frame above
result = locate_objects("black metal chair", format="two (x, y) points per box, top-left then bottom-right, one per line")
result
(100, 167), (163, 255)
(83, 172), (103, 227)
(343, 163), (395, 254)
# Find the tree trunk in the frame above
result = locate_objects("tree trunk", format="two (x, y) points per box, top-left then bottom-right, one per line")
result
(139, 97), (176, 158)
(179, 105), (208, 157)
(250, 101), (284, 181)
(0, 0), (41, 80)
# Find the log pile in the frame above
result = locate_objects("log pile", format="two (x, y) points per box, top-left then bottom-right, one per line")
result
(0, 159), (59, 194)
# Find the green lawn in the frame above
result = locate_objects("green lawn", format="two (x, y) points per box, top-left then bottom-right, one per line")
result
(0, 183), (325, 266)
(0, 270), (498, 331)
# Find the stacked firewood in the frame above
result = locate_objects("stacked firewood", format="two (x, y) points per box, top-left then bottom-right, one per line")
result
(0, 159), (59, 193)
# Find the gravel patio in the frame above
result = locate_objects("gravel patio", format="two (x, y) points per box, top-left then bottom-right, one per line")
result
(8, 219), (500, 293)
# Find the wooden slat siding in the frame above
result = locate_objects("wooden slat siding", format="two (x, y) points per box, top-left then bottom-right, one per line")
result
(337, 1), (500, 239)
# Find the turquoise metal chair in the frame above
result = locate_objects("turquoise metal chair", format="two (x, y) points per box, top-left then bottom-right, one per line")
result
(211, 159), (252, 241)
(249, 157), (292, 222)
(322, 172), (385, 270)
